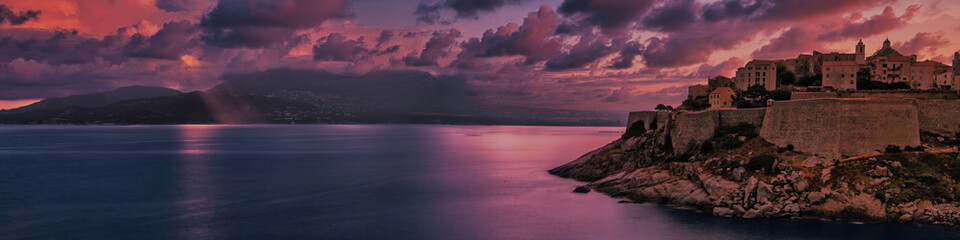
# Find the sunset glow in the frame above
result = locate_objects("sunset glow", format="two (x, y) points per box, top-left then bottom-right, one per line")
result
(0, 0), (957, 111)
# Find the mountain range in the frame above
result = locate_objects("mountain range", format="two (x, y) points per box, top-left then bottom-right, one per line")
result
(0, 69), (624, 126)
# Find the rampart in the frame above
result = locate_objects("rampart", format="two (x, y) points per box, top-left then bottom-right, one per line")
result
(760, 98), (920, 159)
(668, 108), (767, 154)
(792, 91), (959, 101)
(917, 99), (960, 135)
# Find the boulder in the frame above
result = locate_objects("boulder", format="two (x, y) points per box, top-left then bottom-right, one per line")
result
(807, 192), (827, 205)
(756, 181), (774, 203)
(867, 166), (891, 178)
(713, 207), (736, 217)
(573, 186), (591, 193)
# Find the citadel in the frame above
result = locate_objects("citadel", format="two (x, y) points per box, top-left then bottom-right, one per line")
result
(646, 39), (960, 160)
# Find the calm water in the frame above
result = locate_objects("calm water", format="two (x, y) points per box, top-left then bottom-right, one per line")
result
(1, 125), (958, 240)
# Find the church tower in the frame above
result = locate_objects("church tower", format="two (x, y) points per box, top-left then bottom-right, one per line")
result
(882, 38), (892, 49)
(856, 39), (865, 64)
(953, 52), (960, 76)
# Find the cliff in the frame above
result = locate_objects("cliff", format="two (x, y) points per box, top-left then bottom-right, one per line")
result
(552, 105), (960, 226)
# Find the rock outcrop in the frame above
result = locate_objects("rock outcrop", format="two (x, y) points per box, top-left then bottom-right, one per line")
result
(550, 119), (960, 227)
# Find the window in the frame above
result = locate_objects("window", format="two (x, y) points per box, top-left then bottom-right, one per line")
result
(826, 67), (831, 71)
(826, 74), (830, 78)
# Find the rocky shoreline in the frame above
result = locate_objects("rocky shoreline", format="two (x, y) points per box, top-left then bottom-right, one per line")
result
(550, 122), (960, 227)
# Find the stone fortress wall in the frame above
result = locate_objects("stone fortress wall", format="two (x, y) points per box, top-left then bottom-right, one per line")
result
(761, 98), (921, 160)
(629, 93), (959, 159)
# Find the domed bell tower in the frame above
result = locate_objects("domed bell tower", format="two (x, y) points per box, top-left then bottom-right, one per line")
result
(856, 39), (865, 64)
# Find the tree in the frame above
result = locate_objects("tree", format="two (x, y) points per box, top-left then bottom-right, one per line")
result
(680, 98), (711, 111)
(770, 89), (792, 101)
(665, 105), (674, 111)
(655, 104), (667, 111)
(777, 65), (796, 86)
(734, 85), (780, 108)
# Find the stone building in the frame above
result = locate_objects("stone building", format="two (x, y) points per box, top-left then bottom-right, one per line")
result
(735, 60), (778, 91)
(868, 38), (918, 84)
(936, 70), (953, 90)
(709, 87), (736, 109)
(708, 76), (735, 89)
(823, 61), (858, 90)
(909, 61), (950, 90)
(688, 84), (710, 99)
(955, 52), (960, 93)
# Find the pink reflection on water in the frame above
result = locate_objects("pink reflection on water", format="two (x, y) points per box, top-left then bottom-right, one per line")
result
(427, 125), (636, 239)
(175, 125), (221, 240)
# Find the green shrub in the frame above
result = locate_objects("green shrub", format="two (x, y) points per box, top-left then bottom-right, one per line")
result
(786, 144), (795, 151)
(885, 145), (902, 153)
(716, 136), (744, 149)
(746, 155), (777, 174)
(903, 145), (925, 152)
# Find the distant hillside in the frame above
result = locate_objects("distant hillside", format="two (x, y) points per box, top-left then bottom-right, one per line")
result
(2, 86), (182, 114)
(0, 69), (624, 126)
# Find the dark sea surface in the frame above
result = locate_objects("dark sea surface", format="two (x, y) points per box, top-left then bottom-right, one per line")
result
(1, 125), (959, 240)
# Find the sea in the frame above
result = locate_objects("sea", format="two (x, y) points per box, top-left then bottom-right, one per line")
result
(1, 125), (958, 239)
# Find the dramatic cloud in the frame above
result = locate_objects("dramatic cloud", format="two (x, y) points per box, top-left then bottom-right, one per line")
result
(558, 0), (661, 30)
(641, 0), (698, 32)
(200, 0), (351, 48)
(416, 0), (524, 24)
(453, 6), (561, 68)
(817, 5), (921, 42)
(895, 32), (951, 57)
(752, 26), (824, 60)
(753, 0), (896, 22)
(376, 30), (394, 47)
(700, 0), (765, 22)
(403, 29), (462, 66)
(312, 33), (371, 62)
(608, 41), (643, 69)
(155, 0), (196, 12)
(545, 37), (623, 71)
(125, 20), (199, 60)
(694, 57), (745, 78)
(0, 5), (40, 25)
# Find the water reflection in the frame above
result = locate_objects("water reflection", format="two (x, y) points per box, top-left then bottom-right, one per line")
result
(175, 125), (220, 240)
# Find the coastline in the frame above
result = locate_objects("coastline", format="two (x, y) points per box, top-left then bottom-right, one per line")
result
(550, 122), (960, 227)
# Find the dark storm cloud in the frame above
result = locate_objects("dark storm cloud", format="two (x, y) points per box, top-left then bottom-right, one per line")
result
(641, 0), (698, 32)
(700, 0), (765, 22)
(200, 0), (351, 48)
(0, 29), (129, 65)
(557, 0), (661, 30)
(545, 37), (623, 71)
(312, 33), (372, 62)
(379, 45), (401, 55)
(403, 29), (462, 66)
(125, 20), (199, 60)
(608, 41), (643, 69)
(155, 0), (196, 12)
(415, 0), (525, 24)
(0, 5), (41, 26)
(376, 30), (394, 47)
(817, 5), (920, 42)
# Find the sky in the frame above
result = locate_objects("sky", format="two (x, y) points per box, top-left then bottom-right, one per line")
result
(0, 0), (958, 111)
